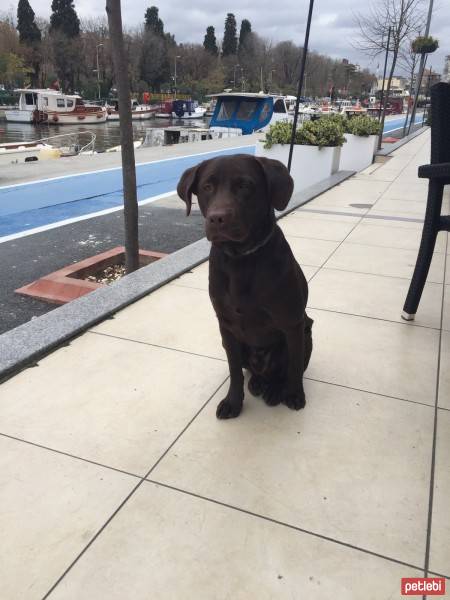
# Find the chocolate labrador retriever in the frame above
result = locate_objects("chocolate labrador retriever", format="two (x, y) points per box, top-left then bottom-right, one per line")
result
(177, 154), (313, 419)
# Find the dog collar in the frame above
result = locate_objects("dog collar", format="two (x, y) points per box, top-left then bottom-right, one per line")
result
(221, 226), (276, 258)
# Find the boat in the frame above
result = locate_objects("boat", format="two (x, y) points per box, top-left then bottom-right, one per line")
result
(155, 99), (206, 119)
(208, 92), (292, 135)
(0, 131), (97, 165)
(105, 99), (158, 121)
(5, 89), (107, 124)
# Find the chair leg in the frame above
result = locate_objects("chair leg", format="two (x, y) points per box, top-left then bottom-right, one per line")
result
(402, 181), (443, 320)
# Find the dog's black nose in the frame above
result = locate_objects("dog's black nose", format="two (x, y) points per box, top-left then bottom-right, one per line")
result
(207, 210), (233, 227)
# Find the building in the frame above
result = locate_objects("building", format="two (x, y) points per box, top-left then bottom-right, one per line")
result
(443, 55), (450, 83)
(420, 69), (441, 94)
(376, 76), (407, 96)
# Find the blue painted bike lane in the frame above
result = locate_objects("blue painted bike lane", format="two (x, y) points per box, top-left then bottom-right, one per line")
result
(0, 145), (255, 238)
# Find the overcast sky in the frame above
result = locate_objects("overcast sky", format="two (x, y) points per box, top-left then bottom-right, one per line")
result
(11, 0), (450, 74)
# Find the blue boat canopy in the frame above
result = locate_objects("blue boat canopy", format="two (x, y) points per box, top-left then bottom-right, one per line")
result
(209, 94), (274, 134)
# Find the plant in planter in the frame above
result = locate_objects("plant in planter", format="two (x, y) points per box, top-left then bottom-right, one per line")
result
(411, 36), (439, 54)
(339, 115), (381, 172)
(259, 119), (345, 192)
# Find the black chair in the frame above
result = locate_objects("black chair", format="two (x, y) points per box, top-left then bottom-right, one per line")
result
(402, 82), (450, 321)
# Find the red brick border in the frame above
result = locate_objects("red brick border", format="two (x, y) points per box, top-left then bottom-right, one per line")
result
(15, 246), (167, 305)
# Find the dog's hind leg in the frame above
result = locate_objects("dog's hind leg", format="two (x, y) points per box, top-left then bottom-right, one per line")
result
(303, 313), (314, 371)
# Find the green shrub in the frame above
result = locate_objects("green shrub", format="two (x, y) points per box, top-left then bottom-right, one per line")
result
(264, 118), (346, 149)
(345, 115), (381, 136)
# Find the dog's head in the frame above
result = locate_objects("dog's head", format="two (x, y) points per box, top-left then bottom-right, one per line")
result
(177, 154), (293, 245)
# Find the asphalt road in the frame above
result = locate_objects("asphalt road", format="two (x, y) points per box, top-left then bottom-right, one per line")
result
(0, 195), (206, 335)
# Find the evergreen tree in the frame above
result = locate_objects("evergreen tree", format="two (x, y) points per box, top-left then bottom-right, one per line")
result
(238, 19), (251, 50)
(50, 0), (80, 38)
(203, 25), (218, 56)
(144, 6), (164, 36)
(17, 0), (41, 45)
(222, 13), (237, 56)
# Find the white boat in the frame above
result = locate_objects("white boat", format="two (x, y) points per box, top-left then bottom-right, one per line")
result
(106, 99), (158, 121)
(5, 89), (107, 125)
(208, 92), (292, 135)
(0, 140), (53, 165)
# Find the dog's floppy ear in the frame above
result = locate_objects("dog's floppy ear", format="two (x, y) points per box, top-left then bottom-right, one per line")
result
(177, 164), (199, 216)
(255, 156), (294, 211)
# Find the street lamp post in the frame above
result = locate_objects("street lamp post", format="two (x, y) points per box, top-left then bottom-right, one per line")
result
(233, 64), (240, 89)
(174, 55), (181, 99)
(96, 43), (103, 100)
(240, 67), (245, 92)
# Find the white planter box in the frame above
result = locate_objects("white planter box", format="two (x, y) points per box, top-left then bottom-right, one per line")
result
(255, 140), (341, 192)
(340, 134), (377, 172)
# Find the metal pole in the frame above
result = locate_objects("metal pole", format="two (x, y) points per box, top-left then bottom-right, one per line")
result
(407, 0), (434, 134)
(174, 55), (180, 99)
(288, 0), (315, 173)
(96, 43), (103, 100)
(378, 27), (391, 122)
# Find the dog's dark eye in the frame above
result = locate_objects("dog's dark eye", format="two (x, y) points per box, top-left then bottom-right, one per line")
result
(203, 183), (213, 193)
(236, 179), (252, 190)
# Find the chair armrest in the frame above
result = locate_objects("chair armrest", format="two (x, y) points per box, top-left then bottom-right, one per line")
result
(418, 162), (450, 179)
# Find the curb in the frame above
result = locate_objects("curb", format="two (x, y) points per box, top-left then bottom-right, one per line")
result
(0, 170), (354, 382)
(376, 125), (429, 157)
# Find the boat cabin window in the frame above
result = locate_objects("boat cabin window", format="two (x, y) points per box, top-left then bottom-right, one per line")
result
(66, 99), (74, 108)
(258, 101), (272, 123)
(25, 93), (35, 105)
(57, 98), (65, 108)
(273, 98), (286, 113)
(43, 97), (49, 106)
(236, 99), (259, 120)
(216, 98), (238, 121)
(76, 98), (84, 106)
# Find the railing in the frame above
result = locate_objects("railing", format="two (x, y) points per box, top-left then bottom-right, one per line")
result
(33, 131), (97, 155)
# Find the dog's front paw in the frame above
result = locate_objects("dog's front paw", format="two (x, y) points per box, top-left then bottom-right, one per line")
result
(248, 375), (266, 397)
(283, 389), (306, 411)
(216, 396), (243, 419)
(262, 380), (283, 406)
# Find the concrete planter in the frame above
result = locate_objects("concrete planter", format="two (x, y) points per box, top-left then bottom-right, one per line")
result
(255, 140), (341, 192)
(340, 134), (378, 172)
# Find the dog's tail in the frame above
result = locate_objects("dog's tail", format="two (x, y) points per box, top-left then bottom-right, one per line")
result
(304, 314), (314, 371)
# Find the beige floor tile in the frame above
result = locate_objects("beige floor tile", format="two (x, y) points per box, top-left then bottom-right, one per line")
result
(93, 283), (225, 360)
(152, 379), (432, 566)
(370, 199), (426, 217)
(298, 202), (368, 215)
(171, 261), (209, 291)
(443, 286), (450, 332)
(361, 216), (424, 231)
(309, 269), (443, 329)
(284, 236), (340, 267)
(291, 209), (360, 223)
(0, 436), (135, 600)
(438, 333), (450, 410)
(325, 242), (445, 283)
(429, 409), (450, 576)
(346, 223), (447, 253)
(0, 333), (228, 474)
(49, 480), (423, 600)
(279, 214), (356, 242)
(301, 265), (320, 281)
(307, 308), (439, 404)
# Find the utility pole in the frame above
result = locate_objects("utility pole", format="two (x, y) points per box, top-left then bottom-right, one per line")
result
(407, 0), (434, 135)
(288, 0), (315, 172)
(378, 26), (391, 123)
(106, 0), (139, 273)
(174, 55), (180, 99)
(96, 43), (103, 100)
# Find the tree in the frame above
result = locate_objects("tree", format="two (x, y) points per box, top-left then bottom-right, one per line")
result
(144, 6), (164, 36)
(238, 19), (251, 51)
(139, 30), (169, 90)
(106, 0), (139, 273)
(17, 0), (41, 44)
(222, 13), (237, 56)
(203, 25), (218, 56)
(354, 0), (424, 146)
(50, 0), (80, 37)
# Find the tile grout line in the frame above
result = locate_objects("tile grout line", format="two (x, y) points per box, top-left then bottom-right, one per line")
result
(41, 375), (229, 600)
(144, 478), (429, 575)
(422, 233), (448, 600)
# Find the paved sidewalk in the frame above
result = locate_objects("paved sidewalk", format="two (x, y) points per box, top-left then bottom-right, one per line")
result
(0, 129), (449, 599)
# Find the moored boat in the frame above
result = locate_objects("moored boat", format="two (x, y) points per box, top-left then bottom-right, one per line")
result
(106, 99), (158, 121)
(0, 140), (53, 165)
(4, 89), (107, 125)
(208, 92), (292, 135)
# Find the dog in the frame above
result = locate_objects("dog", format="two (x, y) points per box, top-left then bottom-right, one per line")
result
(177, 154), (313, 419)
